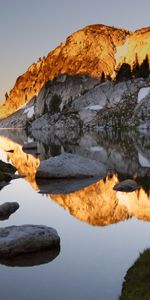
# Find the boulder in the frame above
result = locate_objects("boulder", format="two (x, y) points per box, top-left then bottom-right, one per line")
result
(0, 160), (16, 174)
(0, 225), (60, 257)
(0, 202), (19, 220)
(0, 181), (9, 190)
(36, 153), (108, 179)
(113, 179), (140, 192)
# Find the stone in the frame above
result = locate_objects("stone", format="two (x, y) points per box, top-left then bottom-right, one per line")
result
(36, 153), (108, 179)
(23, 142), (37, 150)
(0, 202), (19, 220)
(113, 179), (140, 192)
(0, 225), (60, 257)
(0, 181), (9, 190)
(0, 160), (16, 174)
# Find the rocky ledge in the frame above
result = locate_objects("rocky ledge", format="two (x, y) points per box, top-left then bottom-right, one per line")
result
(0, 75), (150, 132)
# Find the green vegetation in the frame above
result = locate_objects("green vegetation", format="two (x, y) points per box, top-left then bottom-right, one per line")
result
(49, 94), (62, 114)
(119, 249), (150, 300)
(116, 63), (132, 81)
(116, 54), (150, 82)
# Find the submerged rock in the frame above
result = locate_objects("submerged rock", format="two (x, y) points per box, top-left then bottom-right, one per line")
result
(36, 153), (107, 179)
(0, 202), (19, 220)
(0, 225), (60, 257)
(113, 179), (140, 192)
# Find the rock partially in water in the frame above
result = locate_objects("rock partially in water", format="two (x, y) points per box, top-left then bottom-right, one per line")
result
(0, 247), (60, 267)
(22, 142), (40, 156)
(0, 202), (19, 220)
(0, 160), (17, 189)
(0, 160), (16, 175)
(0, 181), (10, 190)
(36, 153), (108, 179)
(23, 142), (37, 150)
(113, 179), (140, 192)
(0, 225), (60, 257)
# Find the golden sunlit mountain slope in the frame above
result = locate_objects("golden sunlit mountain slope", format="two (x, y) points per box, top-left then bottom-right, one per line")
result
(0, 24), (150, 119)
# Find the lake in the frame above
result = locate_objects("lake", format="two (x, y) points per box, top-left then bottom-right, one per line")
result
(0, 128), (150, 300)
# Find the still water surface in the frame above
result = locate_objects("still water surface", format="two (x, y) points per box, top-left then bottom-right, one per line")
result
(0, 129), (150, 300)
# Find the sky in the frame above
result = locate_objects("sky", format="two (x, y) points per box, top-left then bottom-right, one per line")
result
(0, 0), (150, 102)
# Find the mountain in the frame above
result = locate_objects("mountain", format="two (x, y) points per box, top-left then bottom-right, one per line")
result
(1, 24), (150, 119)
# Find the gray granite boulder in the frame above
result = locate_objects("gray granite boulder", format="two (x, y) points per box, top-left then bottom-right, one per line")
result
(0, 225), (60, 257)
(36, 153), (108, 179)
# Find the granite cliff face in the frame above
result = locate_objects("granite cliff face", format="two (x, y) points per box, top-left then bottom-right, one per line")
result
(0, 74), (150, 130)
(1, 24), (150, 119)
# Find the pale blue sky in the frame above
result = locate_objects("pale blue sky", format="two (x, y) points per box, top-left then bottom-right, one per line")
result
(0, 0), (150, 102)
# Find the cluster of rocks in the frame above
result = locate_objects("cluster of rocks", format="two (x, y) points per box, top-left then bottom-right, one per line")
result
(0, 159), (60, 266)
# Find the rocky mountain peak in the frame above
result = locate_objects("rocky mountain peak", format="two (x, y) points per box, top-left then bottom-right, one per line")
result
(0, 24), (150, 119)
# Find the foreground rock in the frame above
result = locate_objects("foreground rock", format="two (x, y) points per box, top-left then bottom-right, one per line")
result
(0, 202), (19, 220)
(0, 160), (16, 174)
(0, 225), (60, 257)
(113, 179), (140, 192)
(0, 247), (60, 267)
(0, 181), (9, 190)
(36, 153), (107, 179)
(0, 160), (17, 189)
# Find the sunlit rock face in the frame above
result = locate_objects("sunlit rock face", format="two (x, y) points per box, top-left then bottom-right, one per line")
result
(1, 24), (150, 124)
(115, 27), (150, 67)
(0, 24), (130, 118)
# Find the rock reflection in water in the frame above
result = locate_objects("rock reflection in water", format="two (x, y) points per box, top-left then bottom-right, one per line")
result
(37, 177), (101, 194)
(0, 130), (150, 226)
(0, 247), (60, 267)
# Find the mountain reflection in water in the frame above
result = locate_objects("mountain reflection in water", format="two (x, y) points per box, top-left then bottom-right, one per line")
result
(0, 129), (150, 227)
